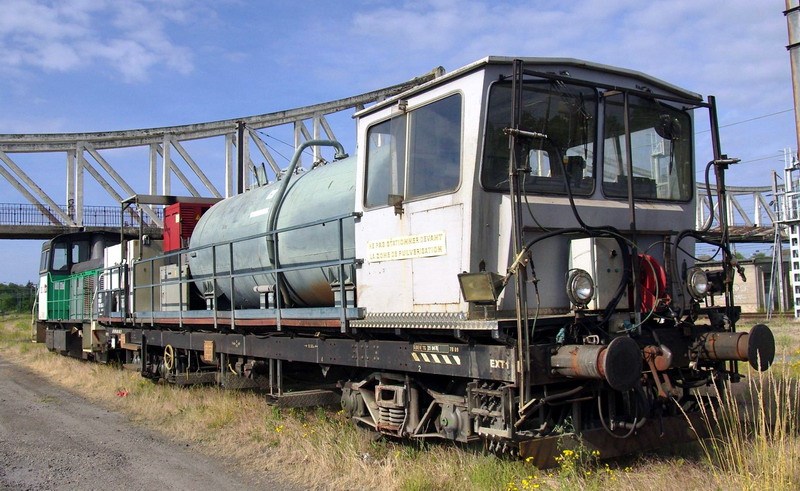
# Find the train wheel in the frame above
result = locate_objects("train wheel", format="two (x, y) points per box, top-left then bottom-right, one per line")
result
(163, 345), (175, 372)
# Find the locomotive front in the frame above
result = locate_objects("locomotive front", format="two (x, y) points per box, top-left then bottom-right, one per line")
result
(351, 57), (775, 461)
(476, 59), (776, 459)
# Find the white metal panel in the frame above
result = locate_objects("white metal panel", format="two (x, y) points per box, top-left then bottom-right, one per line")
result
(409, 204), (463, 309)
(357, 206), (414, 312)
(38, 275), (47, 320)
(569, 237), (629, 310)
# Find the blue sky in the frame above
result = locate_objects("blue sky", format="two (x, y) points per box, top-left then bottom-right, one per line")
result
(0, 0), (794, 283)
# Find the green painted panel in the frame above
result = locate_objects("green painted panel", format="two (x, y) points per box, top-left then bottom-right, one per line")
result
(46, 269), (103, 322)
(47, 273), (70, 320)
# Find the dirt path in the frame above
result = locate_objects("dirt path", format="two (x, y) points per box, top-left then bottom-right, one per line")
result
(0, 356), (287, 490)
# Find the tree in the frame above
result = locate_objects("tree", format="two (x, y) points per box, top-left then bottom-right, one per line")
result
(0, 282), (36, 313)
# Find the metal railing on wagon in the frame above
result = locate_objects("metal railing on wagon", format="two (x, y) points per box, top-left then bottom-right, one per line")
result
(97, 211), (362, 333)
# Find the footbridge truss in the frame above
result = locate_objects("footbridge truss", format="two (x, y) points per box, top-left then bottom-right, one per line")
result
(697, 183), (784, 243)
(0, 68), (443, 239)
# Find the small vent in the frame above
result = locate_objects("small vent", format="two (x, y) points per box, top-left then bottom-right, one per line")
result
(83, 275), (95, 314)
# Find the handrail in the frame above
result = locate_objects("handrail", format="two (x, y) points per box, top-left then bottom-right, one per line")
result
(0, 202), (163, 227)
(100, 211), (361, 330)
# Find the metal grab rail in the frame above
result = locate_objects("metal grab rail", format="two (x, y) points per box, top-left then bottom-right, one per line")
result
(96, 263), (128, 319)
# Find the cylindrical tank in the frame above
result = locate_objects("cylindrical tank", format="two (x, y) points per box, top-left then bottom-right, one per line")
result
(188, 156), (356, 308)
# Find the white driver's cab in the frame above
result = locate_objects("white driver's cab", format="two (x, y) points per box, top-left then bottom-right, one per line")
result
(354, 57), (702, 320)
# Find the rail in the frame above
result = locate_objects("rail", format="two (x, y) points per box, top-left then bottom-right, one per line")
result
(98, 211), (361, 332)
(0, 202), (163, 227)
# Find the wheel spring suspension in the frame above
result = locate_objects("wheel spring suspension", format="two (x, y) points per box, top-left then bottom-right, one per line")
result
(375, 384), (408, 432)
(378, 407), (405, 427)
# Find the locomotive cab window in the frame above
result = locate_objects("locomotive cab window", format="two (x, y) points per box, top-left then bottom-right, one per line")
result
(481, 81), (597, 195)
(39, 246), (50, 274)
(364, 94), (462, 208)
(71, 240), (90, 264)
(51, 242), (68, 272)
(602, 93), (692, 201)
(365, 117), (406, 208)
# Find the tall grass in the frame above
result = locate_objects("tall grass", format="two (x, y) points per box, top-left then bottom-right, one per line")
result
(688, 357), (800, 490)
(0, 315), (30, 344)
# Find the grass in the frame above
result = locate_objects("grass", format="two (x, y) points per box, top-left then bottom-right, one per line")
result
(686, 362), (800, 489)
(685, 318), (800, 490)
(2, 315), (800, 490)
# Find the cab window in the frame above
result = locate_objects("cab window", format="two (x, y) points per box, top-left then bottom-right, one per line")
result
(407, 95), (461, 199)
(481, 81), (597, 195)
(71, 240), (90, 264)
(39, 248), (49, 274)
(602, 93), (692, 201)
(365, 94), (462, 208)
(51, 243), (68, 272)
(365, 117), (406, 208)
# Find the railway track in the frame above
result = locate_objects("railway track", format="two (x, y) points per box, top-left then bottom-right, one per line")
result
(739, 311), (795, 322)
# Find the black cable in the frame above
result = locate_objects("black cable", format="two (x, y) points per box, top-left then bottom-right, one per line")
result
(701, 160), (716, 233)
(676, 243), (720, 262)
(597, 389), (639, 439)
(675, 230), (733, 259)
(507, 87), (635, 326)
(521, 225), (632, 327)
(694, 108), (793, 134)
(253, 129), (316, 162)
(672, 158), (731, 302)
(520, 169), (551, 232)
(548, 149), (638, 324)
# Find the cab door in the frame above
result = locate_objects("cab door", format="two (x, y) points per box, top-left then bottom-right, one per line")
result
(356, 93), (465, 313)
(37, 245), (49, 320)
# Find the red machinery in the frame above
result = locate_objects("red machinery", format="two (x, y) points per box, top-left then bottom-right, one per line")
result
(163, 202), (214, 252)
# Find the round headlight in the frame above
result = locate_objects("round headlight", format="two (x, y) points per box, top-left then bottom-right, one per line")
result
(566, 269), (595, 308)
(687, 267), (709, 299)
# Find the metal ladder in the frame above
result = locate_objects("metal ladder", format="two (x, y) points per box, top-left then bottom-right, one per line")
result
(790, 224), (800, 317)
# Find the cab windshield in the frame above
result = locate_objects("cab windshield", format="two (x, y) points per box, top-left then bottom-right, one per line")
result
(602, 93), (692, 201)
(481, 80), (597, 195)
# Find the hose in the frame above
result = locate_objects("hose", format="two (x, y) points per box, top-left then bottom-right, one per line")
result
(596, 388), (645, 439)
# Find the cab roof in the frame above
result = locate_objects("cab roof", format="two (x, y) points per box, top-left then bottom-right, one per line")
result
(355, 56), (704, 118)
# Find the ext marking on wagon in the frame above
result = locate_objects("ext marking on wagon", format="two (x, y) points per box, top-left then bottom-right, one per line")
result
(412, 343), (462, 365)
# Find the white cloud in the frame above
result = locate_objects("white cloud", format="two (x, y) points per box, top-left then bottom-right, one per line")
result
(0, 0), (194, 82)
(340, 0), (794, 187)
(37, 42), (82, 72)
(347, 1), (787, 100)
